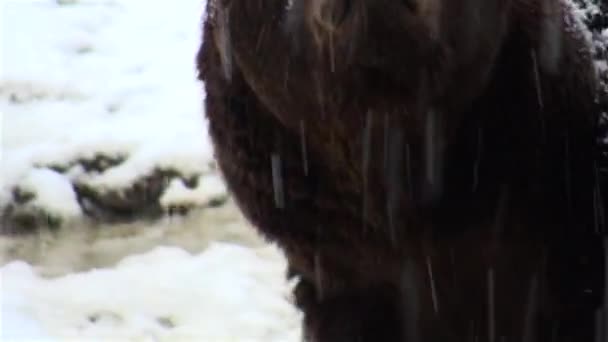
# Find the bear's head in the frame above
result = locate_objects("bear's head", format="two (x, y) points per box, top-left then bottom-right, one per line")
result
(284, 0), (513, 111)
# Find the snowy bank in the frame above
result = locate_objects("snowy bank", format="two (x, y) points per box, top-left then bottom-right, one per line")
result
(1, 0), (222, 232)
(1, 243), (302, 341)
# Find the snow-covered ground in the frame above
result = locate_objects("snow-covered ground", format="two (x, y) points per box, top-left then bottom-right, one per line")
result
(1, 0), (301, 340)
(2, 243), (301, 341)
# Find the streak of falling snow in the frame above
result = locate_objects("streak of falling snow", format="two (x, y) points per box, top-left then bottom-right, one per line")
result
(362, 111), (373, 227)
(406, 143), (413, 201)
(522, 274), (538, 342)
(255, 26), (267, 53)
(284, 57), (290, 89)
(492, 186), (509, 240)
(531, 50), (544, 109)
(283, 0), (305, 54)
(564, 130), (573, 222)
(300, 120), (309, 176)
(594, 161), (605, 234)
(595, 310), (604, 342)
(363, 111), (373, 180)
(426, 255), (439, 316)
(469, 320), (476, 342)
(215, 5), (232, 81)
(271, 153), (285, 208)
(598, 184), (606, 234)
(425, 109), (443, 201)
(595, 189), (600, 235)
(329, 32), (336, 73)
(531, 50), (546, 141)
(314, 251), (324, 301)
(450, 248), (456, 286)
(488, 268), (495, 342)
(383, 113), (389, 172)
(473, 126), (482, 192)
(551, 321), (558, 342)
(314, 73), (326, 120)
(401, 259), (421, 342)
(425, 110), (437, 185)
(36, 229), (48, 258)
(386, 126), (405, 245)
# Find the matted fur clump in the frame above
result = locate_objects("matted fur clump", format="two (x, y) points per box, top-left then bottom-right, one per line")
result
(197, 0), (607, 341)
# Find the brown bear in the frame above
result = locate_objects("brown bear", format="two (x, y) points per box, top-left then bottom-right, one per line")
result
(197, 0), (606, 341)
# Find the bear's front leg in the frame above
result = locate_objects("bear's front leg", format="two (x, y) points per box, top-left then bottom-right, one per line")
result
(292, 276), (408, 342)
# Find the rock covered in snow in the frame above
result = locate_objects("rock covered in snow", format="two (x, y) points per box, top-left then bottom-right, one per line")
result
(0, 0), (228, 233)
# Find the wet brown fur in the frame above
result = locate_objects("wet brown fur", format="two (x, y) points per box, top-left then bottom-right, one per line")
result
(197, 0), (605, 341)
